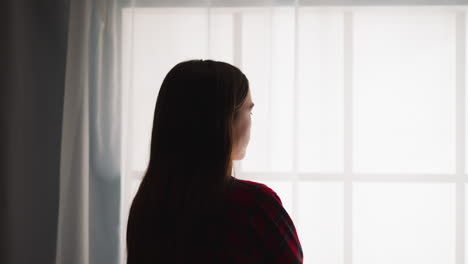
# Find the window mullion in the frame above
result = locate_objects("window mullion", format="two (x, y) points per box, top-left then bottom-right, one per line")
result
(343, 10), (354, 264)
(291, 0), (300, 223)
(456, 11), (466, 264)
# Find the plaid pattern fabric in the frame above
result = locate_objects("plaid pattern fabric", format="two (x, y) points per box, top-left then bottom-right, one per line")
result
(214, 176), (304, 264)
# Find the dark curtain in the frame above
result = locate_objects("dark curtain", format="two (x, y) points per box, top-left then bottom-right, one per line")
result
(1, 0), (69, 263)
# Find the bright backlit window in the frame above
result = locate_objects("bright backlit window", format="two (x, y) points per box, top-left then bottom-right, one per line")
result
(121, 5), (468, 264)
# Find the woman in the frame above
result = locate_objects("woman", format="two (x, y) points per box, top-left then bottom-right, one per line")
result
(126, 60), (303, 264)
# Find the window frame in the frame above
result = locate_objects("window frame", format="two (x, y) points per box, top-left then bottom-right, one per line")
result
(119, 5), (468, 264)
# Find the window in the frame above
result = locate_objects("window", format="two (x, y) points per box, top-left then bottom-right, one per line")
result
(120, 5), (467, 264)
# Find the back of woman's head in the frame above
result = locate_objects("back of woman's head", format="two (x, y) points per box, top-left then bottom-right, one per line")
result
(126, 60), (250, 264)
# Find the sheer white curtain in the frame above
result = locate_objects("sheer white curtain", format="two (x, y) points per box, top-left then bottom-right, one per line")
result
(56, 0), (122, 263)
(57, 0), (468, 264)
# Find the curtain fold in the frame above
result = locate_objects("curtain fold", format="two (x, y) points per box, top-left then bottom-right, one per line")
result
(56, 0), (122, 263)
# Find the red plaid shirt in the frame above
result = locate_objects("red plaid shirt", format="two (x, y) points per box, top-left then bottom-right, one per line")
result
(211, 176), (304, 264)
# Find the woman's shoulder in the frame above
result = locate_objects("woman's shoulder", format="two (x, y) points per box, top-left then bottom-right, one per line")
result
(221, 177), (304, 263)
(227, 176), (284, 213)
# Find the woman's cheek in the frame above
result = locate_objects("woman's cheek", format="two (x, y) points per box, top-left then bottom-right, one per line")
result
(244, 112), (251, 145)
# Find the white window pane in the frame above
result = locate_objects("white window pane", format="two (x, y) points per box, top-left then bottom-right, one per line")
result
(240, 9), (271, 172)
(130, 8), (209, 171)
(297, 9), (344, 173)
(298, 182), (344, 264)
(353, 10), (455, 174)
(353, 183), (455, 264)
(261, 180), (293, 216)
(270, 7), (295, 172)
(241, 8), (295, 173)
(209, 9), (234, 63)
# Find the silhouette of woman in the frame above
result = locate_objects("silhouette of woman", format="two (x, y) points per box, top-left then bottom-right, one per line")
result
(126, 60), (303, 264)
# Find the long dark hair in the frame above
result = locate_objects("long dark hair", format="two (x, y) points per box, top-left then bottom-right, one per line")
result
(126, 60), (249, 264)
